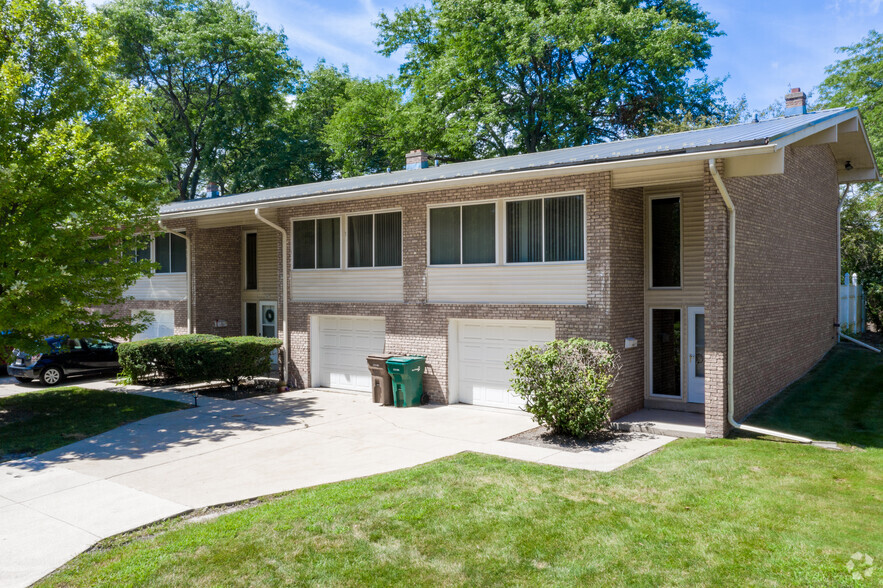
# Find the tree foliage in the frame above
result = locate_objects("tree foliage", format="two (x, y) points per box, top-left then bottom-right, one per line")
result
(101, 0), (299, 200)
(819, 30), (883, 329)
(376, 0), (726, 159)
(0, 0), (166, 353)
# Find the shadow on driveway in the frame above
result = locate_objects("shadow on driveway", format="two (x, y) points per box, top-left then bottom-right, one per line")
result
(2, 391), (322, 473)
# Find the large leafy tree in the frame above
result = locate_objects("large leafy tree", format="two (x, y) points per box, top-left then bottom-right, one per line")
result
(818, 30), (883, 329)
(208, 62), (352, 192)
(0, 0), (166, 352)
(376, 0), (726, 158)
(101, 0), (299, 200)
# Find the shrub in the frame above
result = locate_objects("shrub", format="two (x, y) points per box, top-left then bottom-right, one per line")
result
(505, 338), (619, 437)
(118, 335), (282, 389)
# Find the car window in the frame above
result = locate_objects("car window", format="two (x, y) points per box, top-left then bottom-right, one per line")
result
(84, 338), (114, 351)
(64, 338), (83, 351)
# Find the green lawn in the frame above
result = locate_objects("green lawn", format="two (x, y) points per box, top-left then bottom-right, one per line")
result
(0, 387), (188, 461)
(40, 346), (883, 587)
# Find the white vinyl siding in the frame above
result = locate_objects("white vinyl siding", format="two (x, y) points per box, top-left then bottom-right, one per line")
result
(126, 274), (187, 301)
(291, 268), (404, 303)
(242, 225), (279, 308)
(312, 315), (385, 391)
(427, 264), (586, 304)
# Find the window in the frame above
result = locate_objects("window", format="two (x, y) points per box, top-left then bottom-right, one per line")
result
(245, 302), (258, 336)
(292, 218), (340, 269)
(651, 308), (681, 396)
(348, 212), (402, 268)
(133, 245), (150, 263)
(245, 232), (257, 290)
(650, 197), (681, 287)
(429, 203), (495, 265)
(154, 232), (187, 274)
(506, 195), (583, 263)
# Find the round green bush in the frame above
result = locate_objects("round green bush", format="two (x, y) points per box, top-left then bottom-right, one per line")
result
(505, 338), (619, 437)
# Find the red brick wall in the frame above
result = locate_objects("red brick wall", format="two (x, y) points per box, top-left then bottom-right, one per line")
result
(191, 226), (242, 336)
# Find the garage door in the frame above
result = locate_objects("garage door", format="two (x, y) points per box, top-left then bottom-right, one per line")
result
(132, 310), (175, 341)
(314, 315), (385, 391)
(455, 319), (556, 409)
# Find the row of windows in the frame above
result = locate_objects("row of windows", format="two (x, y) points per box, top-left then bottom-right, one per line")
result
(291, 195), (587, 270)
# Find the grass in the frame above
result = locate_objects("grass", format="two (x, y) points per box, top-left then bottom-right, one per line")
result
(747, 343), (883, 447)
(0, 387), (188, 461)
(39, 345), (883, 587)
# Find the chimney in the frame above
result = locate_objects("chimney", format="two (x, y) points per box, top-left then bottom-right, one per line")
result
(405, 149), (430, 170)
(205, 181), (220, 198)
(784, 87), (807, 116)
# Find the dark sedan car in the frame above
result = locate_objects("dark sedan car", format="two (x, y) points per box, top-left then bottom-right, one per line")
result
(8, 337), (120, 386)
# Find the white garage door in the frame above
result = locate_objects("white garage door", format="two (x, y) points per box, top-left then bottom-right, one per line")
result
(314, 315), (385, 391)
(132, 310), (175, 341)
(455, 319), (556, 409)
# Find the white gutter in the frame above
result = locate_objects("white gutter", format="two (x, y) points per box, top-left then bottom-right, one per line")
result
(708, 159), (812, 443)
(254, 209), (289, 384)
(158, 223), (192, 333)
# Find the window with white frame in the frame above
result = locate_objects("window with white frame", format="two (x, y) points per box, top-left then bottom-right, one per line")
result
(292, 217), (340, 269)
(506, 194), (583, 263)
(650, 196), (681, 288)
(154, 233), (187, 273)
(429, 203), (495, 265)
(132, 233), (186, 273)
(347, 211), (402, 268)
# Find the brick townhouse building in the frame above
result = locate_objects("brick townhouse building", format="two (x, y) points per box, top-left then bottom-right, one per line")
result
(115, 92), (878, 438)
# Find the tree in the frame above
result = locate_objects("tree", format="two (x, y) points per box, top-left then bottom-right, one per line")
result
(322, 77), (410, 177)
(207, 62), (352, 192)
(0, 0), (166, 353)
(818, 30), (883, 329)
(102, 0), (299, 200)
(376, 0), (726, 159)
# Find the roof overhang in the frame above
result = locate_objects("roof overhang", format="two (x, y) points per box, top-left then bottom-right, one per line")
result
(159, 108), (879, 220)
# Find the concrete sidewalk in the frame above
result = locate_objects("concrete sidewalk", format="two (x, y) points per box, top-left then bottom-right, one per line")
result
(0, 383), (674, 587)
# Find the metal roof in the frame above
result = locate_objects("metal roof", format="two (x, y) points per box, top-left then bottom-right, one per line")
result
(161, 107), (852, 216)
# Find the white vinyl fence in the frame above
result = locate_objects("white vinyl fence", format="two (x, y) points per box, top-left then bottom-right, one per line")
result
(839, 273), (866, 334)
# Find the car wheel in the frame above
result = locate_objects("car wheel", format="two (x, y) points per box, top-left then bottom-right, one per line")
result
(40, 366), (64, 386)
(14, 377), (32, 383)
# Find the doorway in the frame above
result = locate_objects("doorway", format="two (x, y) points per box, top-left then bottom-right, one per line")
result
(687, 306), (705, 404)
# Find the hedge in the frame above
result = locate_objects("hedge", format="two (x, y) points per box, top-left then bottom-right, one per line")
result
(118, 334), (282, 389)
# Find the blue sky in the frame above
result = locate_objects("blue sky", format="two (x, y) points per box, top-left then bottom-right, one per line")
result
(241, 0), (881, 111)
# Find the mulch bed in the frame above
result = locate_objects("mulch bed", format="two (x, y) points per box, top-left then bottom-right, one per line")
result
(189, 378), (286, 401)
(504, 425), (619, 453)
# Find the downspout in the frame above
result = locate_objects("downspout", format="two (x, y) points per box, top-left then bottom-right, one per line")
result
(708, 159), (812, 443)
(158, 223), (192, 334)
(254, 209), (290, 384)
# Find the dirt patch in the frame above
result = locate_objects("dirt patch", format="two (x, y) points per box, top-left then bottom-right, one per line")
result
(504, 426), (619, 453)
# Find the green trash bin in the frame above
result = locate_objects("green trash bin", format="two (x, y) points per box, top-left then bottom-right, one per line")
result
(386, 356), (427, 407)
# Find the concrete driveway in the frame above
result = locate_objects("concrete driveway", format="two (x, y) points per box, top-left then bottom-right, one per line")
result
(0, 380), (673, 587)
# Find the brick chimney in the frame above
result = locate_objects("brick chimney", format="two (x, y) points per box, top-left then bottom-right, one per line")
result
(784, 87), (807, 116)
(205, 181), (220, 198)
(405, 149), (430, 170)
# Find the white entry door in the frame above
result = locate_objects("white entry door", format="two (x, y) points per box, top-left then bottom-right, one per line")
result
(313, 315), (385, 392)
(687, 307), (705, 404)
(454, 319), (555, 409)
